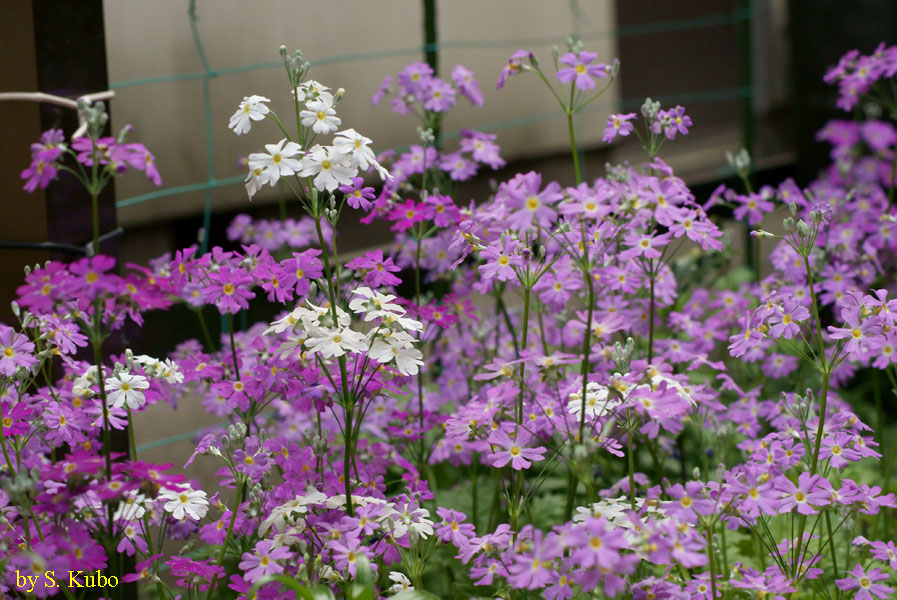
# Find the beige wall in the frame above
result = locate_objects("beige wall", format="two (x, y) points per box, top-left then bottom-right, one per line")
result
(103, 0), (617, 227)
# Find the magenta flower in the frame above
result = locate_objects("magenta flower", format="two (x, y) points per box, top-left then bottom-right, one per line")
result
(238, 540), (292, 583)
(202, 266), (255, 314)
(487, 427), (546, 470)
(835, 564), (893, 600)
(339, 177), (375, 210)
(0, 325), (36, 377)
(21, 149), (61, 192)
(280, 249), (323, 297)
(602, 112), (636, 143)
(388, 199), (427, 232)
(556, 51), (608, 90)
(346, 249), (402, 287)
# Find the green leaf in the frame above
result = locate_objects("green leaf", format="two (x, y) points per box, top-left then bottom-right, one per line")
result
(392, 590), (440, 600)
(249, 574), (315, 600)
(347, 555), (376, 600)
(310, 585), (337, 600)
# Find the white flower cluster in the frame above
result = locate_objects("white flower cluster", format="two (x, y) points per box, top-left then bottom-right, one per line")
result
(266, 287), (424, 376)
(72, 353), (182, 411)
(261, 491), (434, 543)
(228, 81), (390, 199)
(568, 381), (619, 418)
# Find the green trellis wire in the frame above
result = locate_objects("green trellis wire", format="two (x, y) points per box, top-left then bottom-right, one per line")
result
(127, 3), (753, 453)
(113, 6), (752, 212)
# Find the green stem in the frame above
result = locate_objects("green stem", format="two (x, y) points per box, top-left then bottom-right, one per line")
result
(707, 526), (718, 600)
(824, 510), (839, 599)
(194, 307), (216, 352)
(203, 480), (245, 600)
(90, 191), (101, 255)
(648, 261), (656, 363)
(627, 410), (637, 512)
(567, 110), (582, 184)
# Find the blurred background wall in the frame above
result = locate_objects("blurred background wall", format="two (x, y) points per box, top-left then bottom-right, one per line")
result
(5, 0), (895, 314)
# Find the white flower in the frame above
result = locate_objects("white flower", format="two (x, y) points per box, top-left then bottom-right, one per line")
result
(249, 138), (304, 181)
(333, 128), (376, 170)
(369, 337), (424, 376)
(113, 492), (147, 521)
(300, 98), (341, 134)
(568, 382), (617, 418)
(244, 165), (274, 200)
(297, 145), (355, 192)
(228, 95), (270, 135)
(105, 372), (150, 410)
(349, 287), (404, 317)
(159, 485), (208, 520)
(260, 490), (327, 535)
(295, 80), (333, 104)
(388, 572), (414, 594)
(304, 326), (368, 358)
(159, 359), (184, 384)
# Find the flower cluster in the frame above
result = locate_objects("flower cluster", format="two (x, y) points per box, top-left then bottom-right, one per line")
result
(3, 42), (897, 600)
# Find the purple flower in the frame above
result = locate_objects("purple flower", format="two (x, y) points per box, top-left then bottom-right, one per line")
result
(497, 49), (533, 89)
(487, 427), (546, 470)
(424, 77), (457, 112)
(478, 238), (523, 283)
(238, 540), (292, 583)
(0, 325), (36, 376)
(452, 64), (484, 106)
(202, 266), (255, 314)
(435, 507), (476, 546)
(556, 51), (609, 90)
(232, 436), (271, 481)
(339, 177), (375, 211)
(835, 564), (893, 600)
(21, 150), (60, 192)
(346, 249), (402, 287)
(602, 113), (636, 143)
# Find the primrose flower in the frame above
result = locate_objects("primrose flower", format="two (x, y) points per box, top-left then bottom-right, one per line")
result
(835, 564), (893, 600)
(300, 97), (342, 134)
(497, 49), (533, 89)
(0, 325), (36, 377)
(228, 95), (270, 135)
(104, 372), (150, 410)
(298, 144), (355, 192)
(159, 485), (209, 521)
(487, 427), (546, 470)
(602, 112), (637, 143)
(556, 51), (609, 90)
(248, 138), (303, 183)
(238, 540), (292, 583)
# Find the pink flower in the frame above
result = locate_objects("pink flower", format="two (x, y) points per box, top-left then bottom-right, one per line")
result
(238, 540), (292, 583)
(835, 564), (893, 600)
(478, 238), (523, 283)
(556, 51), (609, 90)
(0, 325), (36, 377)
(602, 113), (636, 143)
(487, 427), (546, 470)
